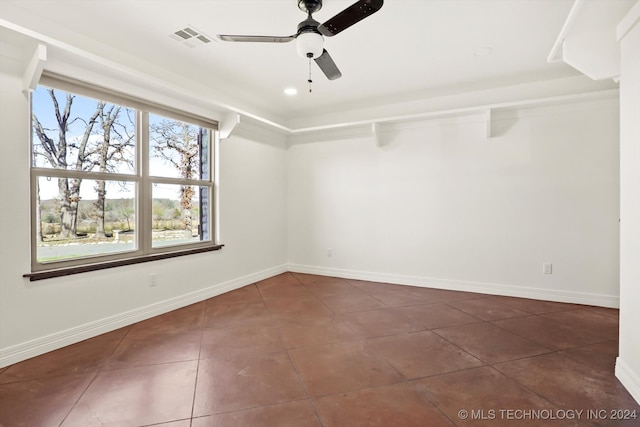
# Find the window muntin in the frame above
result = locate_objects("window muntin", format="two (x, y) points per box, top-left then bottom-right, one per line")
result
(30, 80), (217, 272)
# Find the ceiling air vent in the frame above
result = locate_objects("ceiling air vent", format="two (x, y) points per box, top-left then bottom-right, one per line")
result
(170, 25), (213, 48)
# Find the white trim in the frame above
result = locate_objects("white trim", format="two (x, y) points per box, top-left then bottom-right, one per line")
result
(617, 0), (640, 42)
(372, 123), (381, 147)
(22, 43), (46, 92)
(219, 112), (241, 139)
(288, 90), (619, 134)
(0, 18), (289, 133)
(548, 0), (584, 63)
(286, 90), (618, 145)
(287, 264), (620, 308)
(0, 264), (287, 368)
(0, 18), (620, 139)
(233, 118), (289, 148)
(616, 357), (640, 405)
(485, 108), (493, 139)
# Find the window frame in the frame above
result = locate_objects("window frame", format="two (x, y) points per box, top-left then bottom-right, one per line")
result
(26, 73), (221, 279)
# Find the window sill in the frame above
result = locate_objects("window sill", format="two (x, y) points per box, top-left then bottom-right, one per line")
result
(23, 244), (224, 281)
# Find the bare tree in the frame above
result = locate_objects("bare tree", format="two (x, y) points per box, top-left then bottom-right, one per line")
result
(92, 104), (134, 238)
(118, 200), (135, 231)
(33, 89), (135, 240)
(32, 89), (100, 238)
(150, 120), (200, 237)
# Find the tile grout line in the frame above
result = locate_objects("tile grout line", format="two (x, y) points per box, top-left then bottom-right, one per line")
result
(284, 345), (327, 427)
(187, 305), (207, 424)
(428, 320), (554, 368)
(57, 325), (133, 426)
(273, 274), (327, 427)
(56, 370), (101, 427)
(488, 310), (618, 354)
(489, 360), (569, 416)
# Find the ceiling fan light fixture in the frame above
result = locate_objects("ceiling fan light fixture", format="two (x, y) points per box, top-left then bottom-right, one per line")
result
(296, 31), (324, 59)
(217, 0), (385, 81)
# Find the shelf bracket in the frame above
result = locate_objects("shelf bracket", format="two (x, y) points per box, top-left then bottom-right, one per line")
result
(485, 108), (493, 139)
(219, 112), (240, 139)
(23, 43), (47, 93)
(372, 122), (382, 147)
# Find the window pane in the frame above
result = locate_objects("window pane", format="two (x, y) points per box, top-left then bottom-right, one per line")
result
(152, 183), (210, 248)
(149, 114), (210, 180)
(31, 86), (136, 174)
(35, 176), (136, 262)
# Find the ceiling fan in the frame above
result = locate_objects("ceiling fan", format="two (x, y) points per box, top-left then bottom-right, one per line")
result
(217, 0), (384, 83)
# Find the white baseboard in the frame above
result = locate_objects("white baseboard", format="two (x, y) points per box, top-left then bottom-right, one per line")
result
(287, 264), (620, 308)
(0, 264), (287, 368)
(616, 357), (640, 405)
(1, 263), (619, 368)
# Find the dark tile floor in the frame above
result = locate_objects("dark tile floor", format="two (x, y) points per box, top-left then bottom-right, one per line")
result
(0, 272), (637, 426)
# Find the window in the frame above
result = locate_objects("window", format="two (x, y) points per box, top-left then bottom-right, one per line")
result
(28, 74), (219, 278)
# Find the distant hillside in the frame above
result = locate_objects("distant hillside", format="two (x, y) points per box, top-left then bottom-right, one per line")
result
(39, 198), (180, 224)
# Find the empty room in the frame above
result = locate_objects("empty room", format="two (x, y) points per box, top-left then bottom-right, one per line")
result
(1, 0), (639, 425)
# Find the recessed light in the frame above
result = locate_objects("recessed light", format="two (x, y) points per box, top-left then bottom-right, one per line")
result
(284, 87), (298, 96)
(473, 46), (493, 57)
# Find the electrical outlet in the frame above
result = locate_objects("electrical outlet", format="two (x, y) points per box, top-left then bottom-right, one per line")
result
(150, 273), (158, 287)
(327, 248), (333, 257)
(543, 263), (553, 274)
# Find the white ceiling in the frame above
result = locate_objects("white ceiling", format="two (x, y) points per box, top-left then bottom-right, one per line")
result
(0, 0), (622, 129)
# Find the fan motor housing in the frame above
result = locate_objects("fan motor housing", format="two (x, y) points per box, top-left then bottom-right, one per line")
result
(297, 17), (322, 34)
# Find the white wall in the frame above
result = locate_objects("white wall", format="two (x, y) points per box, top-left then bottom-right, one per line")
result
(616, 2), (640, 404)
(288, 99), (620, 306)
(0, 41), (288, 367)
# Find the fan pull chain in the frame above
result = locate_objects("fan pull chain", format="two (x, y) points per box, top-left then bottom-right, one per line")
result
(307, 55), (313, 93)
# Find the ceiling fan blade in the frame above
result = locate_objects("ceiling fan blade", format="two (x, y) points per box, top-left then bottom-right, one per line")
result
(318, 0), (384, 37)
(217, 34), (296, 43)
(314, 49), (342, 80)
